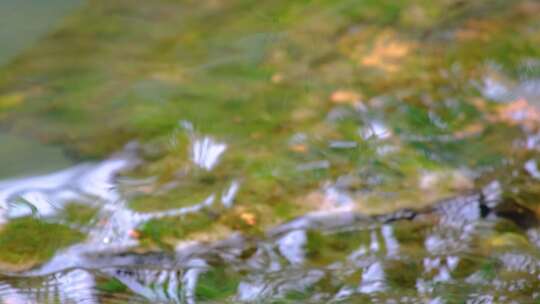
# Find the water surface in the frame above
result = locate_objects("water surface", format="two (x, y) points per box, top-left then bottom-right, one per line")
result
(0, 133), (73, 179)
(0, 0), (84, 66)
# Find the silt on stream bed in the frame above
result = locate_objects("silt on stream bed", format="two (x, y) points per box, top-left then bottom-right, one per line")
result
(2, 0), (540, 303)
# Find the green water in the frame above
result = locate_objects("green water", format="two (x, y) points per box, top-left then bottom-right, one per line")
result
(0, 0), (82, 176)
(0, 133), (72, 178)
(1, 0), (540, 303)
(0, 0), (84, 66)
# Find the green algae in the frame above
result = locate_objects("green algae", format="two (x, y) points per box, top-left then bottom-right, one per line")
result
(96, 278), (127, 294)
(128, 181), (218, 213)
(0, 217), (84, 271)
(195, 266), (240, 302)
(59, 202), (99, 226)
(385, 259), (422, 290)
(138, 212), (217, 248)
(306, 229), (372, 266)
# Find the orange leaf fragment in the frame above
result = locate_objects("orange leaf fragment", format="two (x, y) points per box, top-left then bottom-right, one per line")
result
(454, 123), (484, 139)
(494, 98), (540, 130)
(240, 212), (257, 226)
(271, 73), (284, 84)
(290, 144), (308, 153)
(330, 89), (362, 105)
(128, 229), (141, 239)
(359, 31), (414, 72)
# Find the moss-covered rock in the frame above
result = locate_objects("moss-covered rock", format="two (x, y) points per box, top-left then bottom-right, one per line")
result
(0, 217), (84, 271)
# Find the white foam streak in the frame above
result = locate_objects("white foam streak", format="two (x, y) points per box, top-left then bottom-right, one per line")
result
(222, 181), (240, 208)
(0, 153), (138, 223)
(382, 225), (399, 257)
(191, 137), (227, 170)
(278, 230), (306, 265)
(358, 262), (386, 294)
(525, 159), (540, 179)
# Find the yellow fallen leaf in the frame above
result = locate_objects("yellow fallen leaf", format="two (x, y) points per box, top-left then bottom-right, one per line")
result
(0, 93), (25, 110)
(330, 89), (362, 105)
(240, 212), (257, 226)
(453, 123), (484, 139)
(290, 144), (308, 153)
(250, 132), (262, 139)
(471, 97), (488, 111)
(359, 31), (414, 72)
(128, 229), (141, 239)
(271, 73), (284, 84)
(492, 98), (540, 130)
(517, 1), (540, 16)
(488, 233), (529, 248)
(455, 19), (498, 41)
